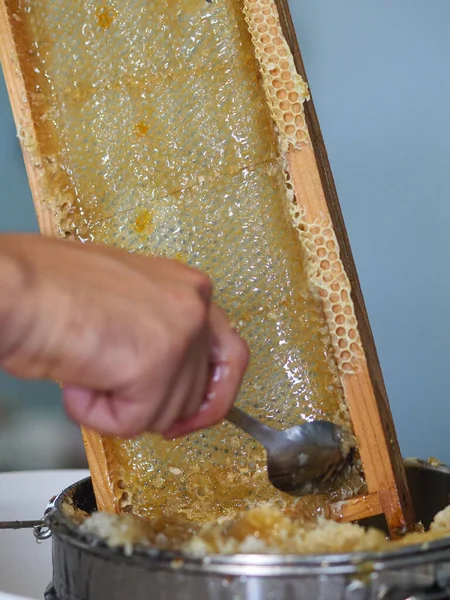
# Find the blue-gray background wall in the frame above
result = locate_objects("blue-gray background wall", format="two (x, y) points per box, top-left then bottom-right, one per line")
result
(0, 1), (449, 469)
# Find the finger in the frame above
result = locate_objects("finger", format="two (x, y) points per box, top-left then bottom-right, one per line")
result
(63, 386), (155, 438)
(150, 327), (210, 432)
(13, 235), (213, 307)
(177, 326), (211, 420)
(162, 305), (249, 439)
(75, 240), (214, 305)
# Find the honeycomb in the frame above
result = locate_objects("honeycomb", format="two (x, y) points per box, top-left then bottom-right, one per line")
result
(290, 211), (365, 375)
(79, 503), (389, 555)
(242, 0), (365, 375)
(242, 0), (310, 152)
(78, 501), (450, 555)
(5, 0), (366, 523)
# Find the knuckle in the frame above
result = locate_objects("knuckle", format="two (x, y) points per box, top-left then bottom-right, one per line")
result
(122, 405), (151, 437)
(172, 261), (212, 297)
(189, 270), (213, 302)
(139, 318), (184, 371)
(118, 357), (142, 387)
(178, 290), (209, 331)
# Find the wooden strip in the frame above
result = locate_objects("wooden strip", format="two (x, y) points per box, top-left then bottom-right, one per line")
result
(0, 1), (56, 237)
(81, 430), (115, 513)
(331, 492), (382, 523)
(287, 148), (413, 532)
(277, 1), (415, 535)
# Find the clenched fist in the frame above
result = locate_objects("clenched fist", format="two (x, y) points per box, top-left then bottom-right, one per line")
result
(0, 234), (248, 438)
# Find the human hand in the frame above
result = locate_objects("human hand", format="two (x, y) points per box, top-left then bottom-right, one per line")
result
(0, 234), (248, 438)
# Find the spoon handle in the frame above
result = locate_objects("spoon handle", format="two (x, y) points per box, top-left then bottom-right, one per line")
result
(227, 406), (280, 449)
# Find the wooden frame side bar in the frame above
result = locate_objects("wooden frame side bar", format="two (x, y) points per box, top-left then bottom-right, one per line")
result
(276, 0), (415, 535)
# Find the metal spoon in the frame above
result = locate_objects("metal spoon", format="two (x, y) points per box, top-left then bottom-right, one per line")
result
(227, 406), (353, 496)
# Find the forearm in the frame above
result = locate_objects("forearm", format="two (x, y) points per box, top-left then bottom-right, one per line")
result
(0, 245), (28, 365)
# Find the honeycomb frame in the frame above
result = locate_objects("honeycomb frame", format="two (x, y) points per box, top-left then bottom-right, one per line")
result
(0, 0), (414, 536)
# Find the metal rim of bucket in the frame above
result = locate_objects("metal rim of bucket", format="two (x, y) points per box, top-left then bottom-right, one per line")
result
(46, 467), (450, 578)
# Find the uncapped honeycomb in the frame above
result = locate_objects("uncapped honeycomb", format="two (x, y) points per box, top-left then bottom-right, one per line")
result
(290, 211), (364, 375)
(5, 0), (366, 523)
(242, 0), (310, 152)
(240, 0), (364, 374)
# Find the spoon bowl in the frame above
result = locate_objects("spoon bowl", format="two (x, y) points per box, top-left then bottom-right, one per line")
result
(227, 406), (353, 496)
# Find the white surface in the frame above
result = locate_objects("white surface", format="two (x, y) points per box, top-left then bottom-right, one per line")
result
(0, 470), (89, 600)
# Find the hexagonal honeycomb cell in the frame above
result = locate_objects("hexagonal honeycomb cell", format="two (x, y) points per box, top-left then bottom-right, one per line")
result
(243, 0), (310, 151)
(290, 208), (365, 376)
(5, 0), (366, 523)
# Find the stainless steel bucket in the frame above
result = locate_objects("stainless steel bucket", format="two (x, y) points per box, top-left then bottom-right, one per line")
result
(43, 460), (450, 600)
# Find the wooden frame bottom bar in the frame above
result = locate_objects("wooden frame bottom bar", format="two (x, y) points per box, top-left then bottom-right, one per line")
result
(331, 493), (383, 523)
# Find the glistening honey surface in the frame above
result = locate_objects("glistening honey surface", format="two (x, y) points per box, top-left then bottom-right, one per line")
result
(7, 0), (365, 520)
